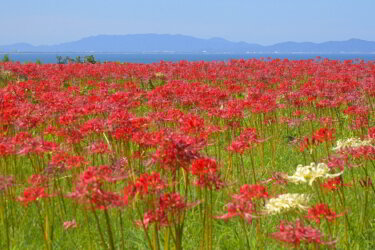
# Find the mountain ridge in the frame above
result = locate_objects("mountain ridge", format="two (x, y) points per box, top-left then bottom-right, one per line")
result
(1, 34), (375, 53)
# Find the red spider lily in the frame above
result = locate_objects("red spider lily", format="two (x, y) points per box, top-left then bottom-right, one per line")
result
(191, 158), (217, 175)
(344, 105), (369, 116)
(28, 174), (49, 186)
(179, 113), (205, 134)
(50, 151), (87, 170)
(215, 184), (268, 224)
(191, 158), (224, 190)
(11, 131), (32, 144)
(131, 129), (166, 148)
(326, 154), (349, 171)
(123, 172), (167, 205)
(319, 117), (334, 127)
(79, 118), (106, 136)
(158, 192), (188, 211)
(67, 166), (127, 210)
(89, 189), (124, 210)
(213, 99), (245, 120)
(348, 146), (375, 160)
(0, 138), (14, 156)
(321, 177), (351, 191)
(137, 208), (169, 229)
(299, 136), (311, 152)
(292, 109), (304, 117)
(43, 125), (59, 136)
(351, 115), (369, 130)
(58, 112), (78, 126)
(270, 219), (335, 248)
(306, 203), (344, 224)
(215, 198), (256, 224)
(136, 192), (198, 229)
(18, 187), (50, 206)
(109, 112), (150, 141)
(228, 128), (258, 154)
(369, 127), (375, 139)
(312, 128), (335, 144)
(134, 172), (167, 197)
(303, 113), (317, 122)
(17, 137), (58, 156)
(87, 140), (111, 154)
(152, 132), (205, 172)
(235, 184), (269, 200)
(245, 91), (278, 114)
(150, 108), (184, 124)
(57, 128), (84, 144)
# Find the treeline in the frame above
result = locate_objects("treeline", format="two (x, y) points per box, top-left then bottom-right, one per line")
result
(1, 54), (98, 64)
(56, 55), (97, 64)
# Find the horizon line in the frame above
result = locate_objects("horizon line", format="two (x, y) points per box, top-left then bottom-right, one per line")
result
(0, 33), (373, 47)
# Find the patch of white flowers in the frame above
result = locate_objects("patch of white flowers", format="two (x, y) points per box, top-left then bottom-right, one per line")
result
(287, 162), (343, 186)
(264, 193), (310, 214)
(332, 137), (374, 152)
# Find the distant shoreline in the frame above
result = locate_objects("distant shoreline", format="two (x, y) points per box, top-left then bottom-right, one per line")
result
(1, 52), (375, 55)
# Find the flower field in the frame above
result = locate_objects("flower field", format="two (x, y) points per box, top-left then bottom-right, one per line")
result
(0, 58), (374, 249)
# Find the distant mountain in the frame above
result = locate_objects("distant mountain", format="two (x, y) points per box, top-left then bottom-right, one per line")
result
(268, 39), (375, 53)
(1, 34), (375, 53)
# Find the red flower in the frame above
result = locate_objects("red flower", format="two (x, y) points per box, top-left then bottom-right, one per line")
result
(191, 158), (224, 189)
(270, 219), (335, 247)
(179, 113), (205, 134)
(151, 132), (205, 172)
(191, 158), (217, 175)
(87, 140), (111, 154)
(348, 146), (375, 160)
(137, 209), (168, 229)
(321, 177), (351, 191)
(18, 187), (49, 206)
(326, 154), (349, 171)
(67, 166), (127, 210)
(299, 137), (311, 152)
(306, 203), (344, 224)
(236, 184), (269, 200)
(312, 128), (335, 144)
(369, 127), (375, 139)
(134, 172), (167, 196)
(228, 128), (258, 154)
(215, 199), (255, 224)
(136, 192), (198, 229)
(215, 184), (268, 224)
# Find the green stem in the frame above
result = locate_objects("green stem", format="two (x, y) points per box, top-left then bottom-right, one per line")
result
(240, 218), (251, 249)
(104, 209), (115, 250)
(135, 205), (153, 250)
(118, 210), (125, 250)
(250, 151), (257, 184)
(91, 203), (108, 250)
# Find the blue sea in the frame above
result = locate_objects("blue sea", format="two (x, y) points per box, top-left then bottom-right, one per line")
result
(1, 52), (375, 64)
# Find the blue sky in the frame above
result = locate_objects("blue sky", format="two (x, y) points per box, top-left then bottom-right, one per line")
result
(1, 0), (374, 45)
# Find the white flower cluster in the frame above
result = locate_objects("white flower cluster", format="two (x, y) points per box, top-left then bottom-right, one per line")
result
(287, 162), (343, 186)
(332, 137), (374, 152)
(264, 193), (310, 214)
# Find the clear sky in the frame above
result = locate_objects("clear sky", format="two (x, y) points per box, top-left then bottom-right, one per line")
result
(1, 0), (374, 45)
